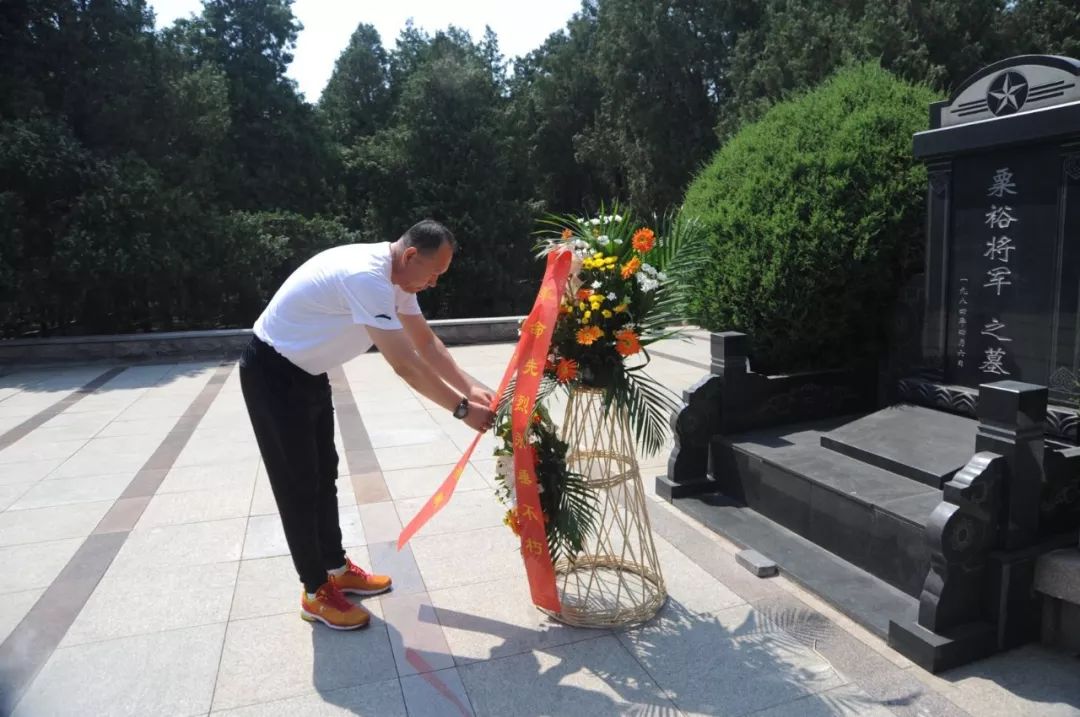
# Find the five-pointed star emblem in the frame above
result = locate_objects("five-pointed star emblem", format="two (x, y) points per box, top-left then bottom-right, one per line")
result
(989, 74), (1027, 113)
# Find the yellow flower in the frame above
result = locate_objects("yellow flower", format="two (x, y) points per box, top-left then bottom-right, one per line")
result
(578, 302), (586, 311)
(584, 310), (592, 320)
(615, 303), (628, 313)
(602, 310), (613, 318)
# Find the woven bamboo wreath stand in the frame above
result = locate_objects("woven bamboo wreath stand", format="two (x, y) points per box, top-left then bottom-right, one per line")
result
(539, 386), (667, 628)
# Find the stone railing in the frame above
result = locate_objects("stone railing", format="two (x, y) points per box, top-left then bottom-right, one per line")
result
(0, 316), (526, 366)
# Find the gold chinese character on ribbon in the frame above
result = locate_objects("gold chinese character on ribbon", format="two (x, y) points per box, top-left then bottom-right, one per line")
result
(519, 504), (540, 523)
(513, 395), (531, 414)
(538, 286), (554, 302)
(513, 432), (526, 449)
(521, 358), (540, 377)
(529, 320), (547, 338)
(524, 538), (543, 556)
(517, 469), (534, 486)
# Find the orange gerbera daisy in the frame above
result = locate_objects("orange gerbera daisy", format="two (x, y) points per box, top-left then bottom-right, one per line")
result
(576, 326), (604, 345)
(632, 228), (656, 253)
(614, 329), (642, 357)
(576, 288), (593, 301)
(503, 508), (521, 536)
(555, 358), (579, 383)
(621, 256), (642, 279)
(561, 228), (573, 240)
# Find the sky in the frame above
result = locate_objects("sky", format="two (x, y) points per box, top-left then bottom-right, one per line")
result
(148, 0), (584, 102)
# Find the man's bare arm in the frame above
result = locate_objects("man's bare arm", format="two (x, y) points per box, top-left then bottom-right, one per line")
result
(399, 313), (492, 400)
(367, 325), (493, 431)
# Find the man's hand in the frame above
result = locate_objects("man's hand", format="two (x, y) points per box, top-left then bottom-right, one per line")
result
(469, 384), (497, 409)
(463, 401), (495, 433)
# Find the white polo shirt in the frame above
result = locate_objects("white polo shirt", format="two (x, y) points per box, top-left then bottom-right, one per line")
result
(253, 242), (422, 375)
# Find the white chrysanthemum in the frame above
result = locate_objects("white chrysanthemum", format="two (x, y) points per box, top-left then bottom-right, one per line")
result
(591, 280), (602, 289)
(597, 235), (610, 246)
(607, 292), (617, 301)
(590, 218), (601, 226)
(657, 271), (668, 281)
(614, 214), (623, 222)
(613, 238), (623, 245)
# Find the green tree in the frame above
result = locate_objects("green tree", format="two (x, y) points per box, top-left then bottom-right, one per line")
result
(165, 0), (336, 214)
(320, 24), (391, 142)
(350, 27), (533, 317)
(507, 2), (610, 213)
(579, 0), (727, 215)
(682, 62), (937, 373)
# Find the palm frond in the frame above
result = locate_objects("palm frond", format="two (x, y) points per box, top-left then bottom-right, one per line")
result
(605, 359), (681, 457)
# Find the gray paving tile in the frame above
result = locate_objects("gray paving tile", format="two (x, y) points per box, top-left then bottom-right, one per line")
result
(616, 601), (844, 716)
(155, 460), (259, 494)
(93, 495), (151, 533)
(400, 667), (475, 717)
(459, 634), (679, 717)
(0, 538), (83, 594)
(430, 575), (601, 666)
(384, 462), (488, 502)
(376, 440), (468, 472)
(61, 561), (238, 647)
(8, 473), (133, 511)
(747, 684), (895, 717)
(367, 426), (447, 449)
(0, 439), (87, 465)
(243, 507), (365, 560)
(209, 680), (406, 716)
(12, 622), (225, 717)
(367, 541), (427, 595)
(173, 438), (262, 467)
(0, 482), (34, 511)
(353, 470), (392, 503)
(357, 501), (402, 544)
(355, 396), (426, 415)
(249, 476), (278, 515)
(647, 501), (786, 602)
(108, 517), (247, 576)
(0, 589), (43, 644)
(211, 613), (398, 711)
(381, 591), (455, 676)
(394, 489), (506, 537)
(231, 549), (382, 622)
(0, 459), (64, 484)
(410, 526), (524, 592)
(49, 450), (148, 479)
(651, 536), (747, 613)
(0, 500), (113, 546)
(134, 485), (253, 528)
(904, 644), (1076, 717)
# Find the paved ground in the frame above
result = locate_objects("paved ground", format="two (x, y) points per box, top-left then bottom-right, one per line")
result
(0, 331), (1077, 716)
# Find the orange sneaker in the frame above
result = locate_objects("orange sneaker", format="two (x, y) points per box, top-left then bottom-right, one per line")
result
(301, 581), (370, 630)
(331, 557), (392, 596)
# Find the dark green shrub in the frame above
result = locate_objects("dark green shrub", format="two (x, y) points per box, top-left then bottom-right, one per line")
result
(682, 62), (937, 373)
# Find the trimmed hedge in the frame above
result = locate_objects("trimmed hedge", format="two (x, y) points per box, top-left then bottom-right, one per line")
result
(682, 62), (937, 373)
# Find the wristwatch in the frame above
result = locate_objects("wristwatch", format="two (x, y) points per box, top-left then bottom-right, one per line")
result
(452, 397), (469, 420)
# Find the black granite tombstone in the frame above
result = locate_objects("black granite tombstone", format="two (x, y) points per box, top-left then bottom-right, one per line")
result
(911, 55), (1080, 429)
(658, 54), (1080, 675)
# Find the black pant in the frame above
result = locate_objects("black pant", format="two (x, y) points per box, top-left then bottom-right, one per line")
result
(239, 336), (345, 593)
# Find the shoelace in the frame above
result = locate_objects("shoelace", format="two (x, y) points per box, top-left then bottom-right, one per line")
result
(345, 559), (369, 579)
(319, 582), (355, 612)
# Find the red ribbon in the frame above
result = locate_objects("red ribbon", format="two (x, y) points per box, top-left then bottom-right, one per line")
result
(397, 250), (573, 612)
